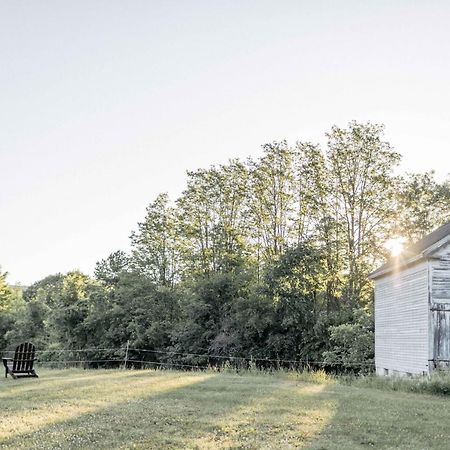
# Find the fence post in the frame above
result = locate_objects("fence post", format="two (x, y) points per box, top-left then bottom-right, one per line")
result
(123, 340), (130, 370)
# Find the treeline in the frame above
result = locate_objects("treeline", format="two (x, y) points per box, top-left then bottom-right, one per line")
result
(2, 122), (450, 372)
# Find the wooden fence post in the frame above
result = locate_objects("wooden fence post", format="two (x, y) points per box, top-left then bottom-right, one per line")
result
(123, 340), (130, 370)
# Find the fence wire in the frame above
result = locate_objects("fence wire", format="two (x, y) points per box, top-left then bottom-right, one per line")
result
(2, 345), (375, 370)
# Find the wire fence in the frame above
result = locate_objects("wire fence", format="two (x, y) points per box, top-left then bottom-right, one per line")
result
(2, 344), (375, 372)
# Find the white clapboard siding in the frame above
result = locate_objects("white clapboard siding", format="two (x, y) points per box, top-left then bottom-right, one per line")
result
(375, 261), (429, 375)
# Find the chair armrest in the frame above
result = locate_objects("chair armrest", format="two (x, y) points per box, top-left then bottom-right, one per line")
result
(2, 357), (12, 361)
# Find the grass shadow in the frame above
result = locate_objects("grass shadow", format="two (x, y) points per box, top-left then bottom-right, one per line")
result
(184, 380), (336, 449)
(305, 383), (450, 450)
(9, 369), (450, 449)
(0, 369), (214, 445)
(0, 370), (284, 449)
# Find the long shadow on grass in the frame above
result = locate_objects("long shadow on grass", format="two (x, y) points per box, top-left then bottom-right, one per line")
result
(184, 380), (337, 449)
(304, 383), (450, 450)
(0, 369), (212, 445)
(0, 371), (287, 449)
(0, 369), (186, 410)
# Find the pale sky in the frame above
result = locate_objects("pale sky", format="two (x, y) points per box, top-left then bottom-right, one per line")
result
(1, 1), (450, 285)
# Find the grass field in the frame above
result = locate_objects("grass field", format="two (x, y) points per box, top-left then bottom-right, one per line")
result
(2, 368), (450, 449)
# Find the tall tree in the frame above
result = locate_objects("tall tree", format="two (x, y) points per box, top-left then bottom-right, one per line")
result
(177, 162), (250, 277)
(326, 121), (401, 304)
(131, 193), (181, 286)
(291, 142), (328, 244)
(395, 172), (450, 243)
(248, 142), (294, 266)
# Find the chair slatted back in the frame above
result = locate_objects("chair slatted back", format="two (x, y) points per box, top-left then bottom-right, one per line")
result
(12, 342), (36, 373)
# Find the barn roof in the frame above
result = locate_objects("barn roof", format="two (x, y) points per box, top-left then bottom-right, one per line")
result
(369, 222), (450, 280)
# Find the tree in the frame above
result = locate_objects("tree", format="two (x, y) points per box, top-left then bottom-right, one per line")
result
(177, 162), (250, 277)
(0, 268), (14, 313)
(326, 121), (401, 304)
(395, 172), (450, 244)
(4, 274), (66, 350)
(0, 268), (17, 350)
(23, 274), (64, 307)
(94, 271), (181, 361)
(94, 250), (130, 285)
(48, 271), (97, 349)
(264, 243), (327, 360)
(170, 269), (255, 363)
(5, 296), (50, 349)
(291, 142), (328, 244)
(248, 142), (294, 264)
(131, 193), (181, 286)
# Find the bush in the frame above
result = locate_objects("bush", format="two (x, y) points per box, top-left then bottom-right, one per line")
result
(322, 308), (374, 374)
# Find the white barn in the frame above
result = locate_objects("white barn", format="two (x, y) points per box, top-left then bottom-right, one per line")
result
(370, 222), (450, 376)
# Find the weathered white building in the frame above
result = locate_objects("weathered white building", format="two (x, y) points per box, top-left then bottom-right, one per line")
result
(370, 222), (450, 376)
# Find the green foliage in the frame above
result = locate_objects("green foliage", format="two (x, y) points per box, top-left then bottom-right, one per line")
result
(263, 244), (327, 359)
(4, 275), (62, 351)
(131, 193), (181, 286)
(106, 272), (180, 351)
(22, 274), (64, 306)
(395, 171), (450, 244)
(5, 297), (50, 349)
(4, 121), (449, 374)
(47, 272), (96, 349)
(326, 121), (401, 304)
(323, 308), (374, 373)
(94, 250), (130, 285)
(171, 270), (255, 362)
(0, 270), (23, 350)
(0, 269), (14, 313)
(177, 162), (250, 277)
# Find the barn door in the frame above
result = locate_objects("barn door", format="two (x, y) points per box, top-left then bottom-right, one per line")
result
(432, 307), (450, 369)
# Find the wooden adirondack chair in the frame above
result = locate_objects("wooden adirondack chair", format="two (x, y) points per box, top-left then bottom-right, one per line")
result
(2, 342), (38, 379)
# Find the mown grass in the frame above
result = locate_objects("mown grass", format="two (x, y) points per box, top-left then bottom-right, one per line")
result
(1, 368), (450, 449)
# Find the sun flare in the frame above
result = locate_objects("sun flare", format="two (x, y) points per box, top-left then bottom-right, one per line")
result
(385, 237), (406, 257)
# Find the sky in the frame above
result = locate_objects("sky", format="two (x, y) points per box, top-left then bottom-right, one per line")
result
(1, 0), (450, 285)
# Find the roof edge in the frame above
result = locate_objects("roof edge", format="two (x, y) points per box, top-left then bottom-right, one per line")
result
(369, 254), (426, 280)
(369, 234), (450, 280)
(422, 234), (450, 257)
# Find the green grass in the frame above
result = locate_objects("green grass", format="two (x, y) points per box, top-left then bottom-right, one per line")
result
(1, 368), (450, 449)
(344, 370), (450, 396)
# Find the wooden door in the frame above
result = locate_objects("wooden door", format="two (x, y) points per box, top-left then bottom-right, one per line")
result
(432, 305), (450, 369)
